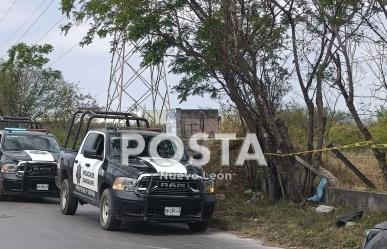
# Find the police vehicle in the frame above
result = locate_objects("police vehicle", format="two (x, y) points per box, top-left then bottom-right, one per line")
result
(0, 125), (61, 200)
(57, 110), (215, 231)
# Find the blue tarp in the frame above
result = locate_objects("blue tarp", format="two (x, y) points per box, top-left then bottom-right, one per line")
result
(307, 177), (328, 202)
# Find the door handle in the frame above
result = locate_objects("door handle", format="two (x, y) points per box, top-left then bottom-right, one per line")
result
(85, 163), (91, 167)
(74, 160), (78, 163)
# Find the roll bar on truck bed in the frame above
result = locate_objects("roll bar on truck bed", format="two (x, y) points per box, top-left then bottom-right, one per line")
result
(0, 116), (43, 129)
(63, 110), (150, 150)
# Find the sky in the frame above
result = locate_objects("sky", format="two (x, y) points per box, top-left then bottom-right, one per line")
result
(0, 0), (220, 111)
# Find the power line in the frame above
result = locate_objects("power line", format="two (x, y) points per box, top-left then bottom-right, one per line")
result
(49, 42), (79, 67)
(35, 16), (65, 43)
(0, 0), (18, 24)
(35, 2), (81, 44)
(14, 0), (55, 44)
(0, 0), (47, 53)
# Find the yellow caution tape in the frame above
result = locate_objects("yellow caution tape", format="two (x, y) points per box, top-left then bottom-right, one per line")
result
(265, 140), (387, 157)
(179, 136), (386, 156)
(372, 144), (387, 149)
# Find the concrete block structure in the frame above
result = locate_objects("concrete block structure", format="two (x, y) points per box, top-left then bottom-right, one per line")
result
(325, 187), (387, 212)
(166, 108), (219, 139)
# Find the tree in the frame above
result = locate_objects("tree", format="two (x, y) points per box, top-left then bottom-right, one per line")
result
(61, 0), (294, 198)
(274, 0), (387, 182)
(0, 43), (98, 120)
(363, 0), (387, 105)
(272, 0), (342, 195)
(316, 0), (387, 178)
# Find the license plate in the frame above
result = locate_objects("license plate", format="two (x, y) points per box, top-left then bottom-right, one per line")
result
(36, 184), (49, 191)
(164, 207), (181, 216)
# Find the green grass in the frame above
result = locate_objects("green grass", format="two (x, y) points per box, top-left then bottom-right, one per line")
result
(211, 192), (387, 249)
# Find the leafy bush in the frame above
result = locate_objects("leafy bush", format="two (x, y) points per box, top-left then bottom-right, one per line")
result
(327, 123), (363, 145)
(279, 108), (385, 147)
(370, 113), (387, 144)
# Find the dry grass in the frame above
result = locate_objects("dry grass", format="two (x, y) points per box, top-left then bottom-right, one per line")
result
(321, 149), (387, 191)
(212, 193), (387, 249)
(203, 142), (387, 249)
(204, 136), (387, 192)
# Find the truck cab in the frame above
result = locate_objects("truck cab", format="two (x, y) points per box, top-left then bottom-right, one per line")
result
(57, 111), (215, 231)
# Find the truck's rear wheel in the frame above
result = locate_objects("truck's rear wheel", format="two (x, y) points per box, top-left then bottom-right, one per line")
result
(60, 179), (78, 215)
(188, 221), (208, 232)
(100, 189), (121, 231)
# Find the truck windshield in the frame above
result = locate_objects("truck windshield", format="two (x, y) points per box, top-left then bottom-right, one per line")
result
(109, 134), (188, 162)
(3, 134), (60, 153)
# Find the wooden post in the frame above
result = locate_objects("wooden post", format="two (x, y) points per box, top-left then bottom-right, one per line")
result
(327, 143), (376, 189)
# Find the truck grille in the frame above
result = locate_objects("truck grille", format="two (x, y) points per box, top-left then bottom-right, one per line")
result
(137, 175), (201, 196)
(20, 162), (57, 177)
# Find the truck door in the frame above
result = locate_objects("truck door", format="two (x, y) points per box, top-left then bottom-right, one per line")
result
(73, 132), (105, 199)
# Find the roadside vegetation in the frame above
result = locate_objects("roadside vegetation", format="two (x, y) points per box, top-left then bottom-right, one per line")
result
(212, 192), (387, 249)
(280, 107), (387, 191)
(206, 153), (386, 249)
(205, 113), (387, 249)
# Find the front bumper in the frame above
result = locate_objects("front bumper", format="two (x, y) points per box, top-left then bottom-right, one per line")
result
(113, 190), (215, 223)
(1, 173), (59, 198)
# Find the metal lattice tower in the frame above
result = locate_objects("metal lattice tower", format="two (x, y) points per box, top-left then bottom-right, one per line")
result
(106, 36), (171, 124)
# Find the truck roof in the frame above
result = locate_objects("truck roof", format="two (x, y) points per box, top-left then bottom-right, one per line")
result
(0, 129), (55, 137)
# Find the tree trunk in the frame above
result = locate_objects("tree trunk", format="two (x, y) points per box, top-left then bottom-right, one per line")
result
(315, 74), (326, 164)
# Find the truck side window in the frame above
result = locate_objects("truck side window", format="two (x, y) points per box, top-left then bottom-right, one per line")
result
(82, 133), (105, 157)
(95, 135), (104, 156)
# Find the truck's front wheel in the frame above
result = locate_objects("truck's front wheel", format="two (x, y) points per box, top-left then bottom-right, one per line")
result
(60, 179), (78, 215)
(100, 189), (121, 231)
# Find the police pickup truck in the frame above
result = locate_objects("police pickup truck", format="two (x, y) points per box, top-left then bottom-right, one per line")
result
(0, 127), (61, 200)
(57, 111), (215, 231)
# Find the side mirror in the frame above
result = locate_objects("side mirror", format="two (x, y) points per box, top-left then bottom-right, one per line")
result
(83, 150), (103, 160)
(192, 153), (203, 160)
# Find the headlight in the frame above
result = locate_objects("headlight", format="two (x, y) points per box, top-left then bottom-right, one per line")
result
(203, 180), (215, 193)
(112, 177), (137, 191)
(1, 164), (18, 174)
